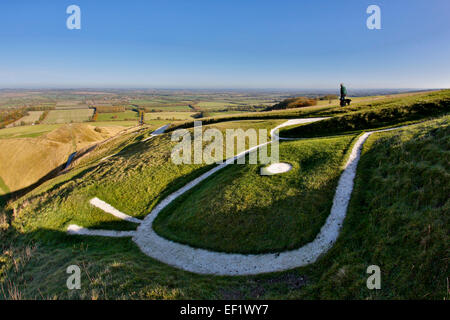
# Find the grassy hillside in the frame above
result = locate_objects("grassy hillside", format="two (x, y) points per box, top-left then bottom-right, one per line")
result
(0, 124), (123, 194)
(280, 89), (450, 138)
(154, 135), (356, 253)
(296, 116), (449, 299)
(166, 90), (449, 133)
(0, 92), (448, 299)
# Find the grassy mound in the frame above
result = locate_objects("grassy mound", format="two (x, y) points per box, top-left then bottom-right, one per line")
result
(153, 135), (356, 253)
(279, 89), (450, 138)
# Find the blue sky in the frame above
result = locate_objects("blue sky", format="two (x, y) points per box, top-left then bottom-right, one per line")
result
(0, 0), (449, 89)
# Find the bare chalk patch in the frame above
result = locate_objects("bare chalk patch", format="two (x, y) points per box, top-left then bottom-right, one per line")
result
(67, 224), (136, 237)
(260, 162), (292, 175)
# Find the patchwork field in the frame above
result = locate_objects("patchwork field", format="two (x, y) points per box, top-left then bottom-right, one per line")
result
(96, 111), (138, 122)
(6, 111), (44, 127)
(144, 112), (196, 121)
(130, 99), (192, 111)
(42, 109), (94, 124)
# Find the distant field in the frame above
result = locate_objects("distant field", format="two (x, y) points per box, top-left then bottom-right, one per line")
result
(192, 100), (276, 111)
(0, 124), (63, 139)
(7, 111), (44, 127)
(55, 104), (90, 110)
(130, 99), (191, 111)
(97, 111), (138, 121)
(194, 101), (240, 109)
(144, 112), (196, 120)
(56, 100), (81, 106)
(201, 111), (245, 117)
(42, 109), (94, 124)
(92, 121), (137, 127)
(0, 120), (136, 139)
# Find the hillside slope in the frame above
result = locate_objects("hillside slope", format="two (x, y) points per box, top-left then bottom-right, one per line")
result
(298, 115), (449, 299)
(0, 124), (123, 194)
(0, 93), (448, 299)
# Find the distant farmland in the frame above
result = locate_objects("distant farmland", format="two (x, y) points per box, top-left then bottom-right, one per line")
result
(144, 111), (196, 120)
(42, 109), (94, 124)
(7, 110), (44, 127)
(97, 110), (138, 121)
(130, 99), (192, 111)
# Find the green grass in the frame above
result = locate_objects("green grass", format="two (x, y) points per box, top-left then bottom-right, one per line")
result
(42, 109), (94, 124)
(153, 134), (356, 253)
(194, 101), (240, 109)
(0, 176), (10, 195)
(295, 116), (449, 299)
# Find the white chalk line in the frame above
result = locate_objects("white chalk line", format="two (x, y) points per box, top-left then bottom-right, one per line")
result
(67, 224), (136, 237)
(142, 124), (170, 142)
(90, 197), (142, 224)
(68, 118), (410, 275)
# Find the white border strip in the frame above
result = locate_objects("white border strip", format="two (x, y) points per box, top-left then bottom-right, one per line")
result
(90, 197), (142, 224)
(67, 224), (136, 237)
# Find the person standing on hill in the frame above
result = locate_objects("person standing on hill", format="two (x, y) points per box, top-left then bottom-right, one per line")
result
(340, 83), (347, 107)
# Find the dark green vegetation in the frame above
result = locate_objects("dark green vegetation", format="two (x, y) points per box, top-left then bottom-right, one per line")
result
(154, 135), (356, 253)
(280, 89), (450, 138)
(0, 90), (448, 300)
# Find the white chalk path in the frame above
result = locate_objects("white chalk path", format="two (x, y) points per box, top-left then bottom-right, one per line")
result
(68, 119), (409, 275)
(67, 197), (141, 237)
(270, 118), (329, 141)
(90, 197), (142, 224)
(67, 224), (136, 237)
(142, 124), (170, 142)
